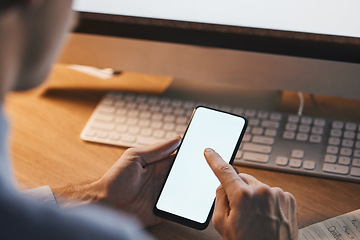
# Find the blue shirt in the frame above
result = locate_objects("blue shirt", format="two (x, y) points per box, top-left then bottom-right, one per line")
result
(0, 105), (152, 240)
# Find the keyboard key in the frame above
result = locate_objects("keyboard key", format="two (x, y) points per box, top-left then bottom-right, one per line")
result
(309, 135), (322, 143)
(332, 121), (344, 129)
(288, 115), (300, 123)
(344, 131), (356, 139)
(257, 111), (269, 119)
(96, 131), (108, 138)
(150, 105), (161, 112)
(137, 136), (158, 146)
(152, 113), (163, 121)
(127, 118), (139, 125)
(171, 100), (183, 107)
(220, 105), (232, 112)
(291, 149), (304, 159)
(138, 104), (149, 111)
(242, 152), (269, 163)
(98, 106), (115, 114)
(322, 163), (349, 175)
(338, 156), (351, 165)
(275, 156), (289, 166)
(115, 117), (126, 124)
(175, 125), (187, 134)
(350, 167), (360, 177)
(164, 123), (175, 131)
(165, 131), (178, 138)
(283, 131), (295, 140)
(340, 147), (352, 156)
(289, 159), (302, 168)
(265, 129), (277, 137)
(140, 129), (153, 136)
(249, 118), (260, 126)
(128, 110), (140, 118)
(252, 127), (264, 135)
(176, 116), (188, 125)
(116, 108), (127, 115)
(252, 136), (275, 145)
(235, 150), (243, 159)
(299, 125), (311, 133)
(261, 120), (280, 129)
(301, 117), (313, 125)
(243, 143), (272, 154)
(270, 113), (282, 121)
(311, 127), (324, 135)
(356, 141), (360, 149)
(324, 154), (337, 163)
(245, 109), (257, 118)
(243, 134), (252, 142)
(345, 122), (357, 131)
(183, 101), (195, 109)
(109, 133), (120, 140)
(151, 121), (162, 129)
(139, 120), (150, 127)
(286, 123), (297, 131)
(92, 122), (115, 130)
(353, 158), (360, 167)
(153, 130), (165, 138)
(330, 129), (342, 137)
(328, 137), (341, 146)
(326, 146), (339, 154)
(129, 126), (140, 134)
(354, 150), (360, 158)
(94, 114), (114, 122)
(159, 98), (170, 106)
(303, 160), (316, 170)
(139, 111), (151, 119)
(296, 133), (308, 141)
(162, 107), (173, 114)
(116, 125), (128, 132)
(233, 107), (244, 115)
(342, 139), (354, 148)
(85, 130), (96, 137)
(164, 115), (176, 122)
(314, 118), (326, 127)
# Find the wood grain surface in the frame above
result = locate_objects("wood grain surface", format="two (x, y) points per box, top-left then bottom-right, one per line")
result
(4, 64), (360, 239)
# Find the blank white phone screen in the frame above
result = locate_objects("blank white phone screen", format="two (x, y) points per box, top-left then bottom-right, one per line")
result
(156, 107), (246, 223)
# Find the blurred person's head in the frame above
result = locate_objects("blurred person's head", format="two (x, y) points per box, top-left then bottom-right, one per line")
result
(0, 0), (75, 100)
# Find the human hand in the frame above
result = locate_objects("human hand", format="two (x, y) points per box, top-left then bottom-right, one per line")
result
(54, 136), (181, 227)
(92, 136), (181, 226)
(204, 148), (298, 240)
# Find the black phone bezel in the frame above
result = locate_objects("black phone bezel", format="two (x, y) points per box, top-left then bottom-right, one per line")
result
(153, 106), (248, 230)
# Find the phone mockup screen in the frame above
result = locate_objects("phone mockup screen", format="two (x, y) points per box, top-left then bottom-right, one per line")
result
(154, 106), (247, 229)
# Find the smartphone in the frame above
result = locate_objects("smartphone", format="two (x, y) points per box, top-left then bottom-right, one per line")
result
(154, 106), (247, 230)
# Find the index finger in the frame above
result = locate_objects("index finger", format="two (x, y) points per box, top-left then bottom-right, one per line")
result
(204, 148), (249, 198)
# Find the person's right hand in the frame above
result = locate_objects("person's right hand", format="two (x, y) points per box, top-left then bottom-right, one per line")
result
(204, 148), (298, 240)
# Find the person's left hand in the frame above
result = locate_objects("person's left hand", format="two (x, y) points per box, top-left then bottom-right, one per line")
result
(54, 136), (181, 226)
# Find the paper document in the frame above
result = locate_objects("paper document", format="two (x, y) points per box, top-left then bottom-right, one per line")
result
(299, 209), (360, 240)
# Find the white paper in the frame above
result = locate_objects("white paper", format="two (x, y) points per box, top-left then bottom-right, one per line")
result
(299, 209), (360, 240)
(68, 65), (113, 80)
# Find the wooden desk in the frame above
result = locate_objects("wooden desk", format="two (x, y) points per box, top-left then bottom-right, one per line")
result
(5, 64), (360, 239)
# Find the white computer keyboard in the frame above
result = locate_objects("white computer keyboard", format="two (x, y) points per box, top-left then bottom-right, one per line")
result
(81, 91), (360, 183)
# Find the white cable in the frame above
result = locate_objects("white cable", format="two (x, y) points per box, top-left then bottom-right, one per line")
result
(297, 92), (304, 116)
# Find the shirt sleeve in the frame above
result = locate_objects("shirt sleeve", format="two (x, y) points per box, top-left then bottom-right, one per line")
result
(1, 183), (153, 240)
(21, 185), (58, 208)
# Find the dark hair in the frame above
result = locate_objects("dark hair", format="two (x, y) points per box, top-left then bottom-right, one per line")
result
(0, 0), (24, 12)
